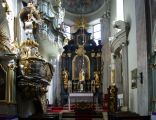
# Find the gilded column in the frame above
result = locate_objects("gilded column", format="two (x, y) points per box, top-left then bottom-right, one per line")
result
(7, 60), (16, 104)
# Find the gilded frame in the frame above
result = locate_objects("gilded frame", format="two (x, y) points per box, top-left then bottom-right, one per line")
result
(72, 55), (90, 80)
(77, 34), (86, 46)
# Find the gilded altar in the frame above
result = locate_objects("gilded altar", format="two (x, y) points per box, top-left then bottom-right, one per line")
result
(61, 27), (102, 104)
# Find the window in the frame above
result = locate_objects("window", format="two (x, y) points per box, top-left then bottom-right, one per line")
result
(93, 23), (101, 45)
(116, 0), (124, 21)
(64, 25), (71, 39)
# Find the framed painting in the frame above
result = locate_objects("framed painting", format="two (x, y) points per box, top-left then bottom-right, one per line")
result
(131, 68), (137, 89)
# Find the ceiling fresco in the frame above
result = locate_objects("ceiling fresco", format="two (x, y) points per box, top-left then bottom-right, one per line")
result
(62, 0), (105, 14)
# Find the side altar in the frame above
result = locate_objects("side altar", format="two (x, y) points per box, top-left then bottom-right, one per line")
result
(61, 25), (102, 106)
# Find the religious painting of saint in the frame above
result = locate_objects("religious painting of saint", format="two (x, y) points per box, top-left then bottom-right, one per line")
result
(62, 0), (104, 14)
(77, 34), (86, 46)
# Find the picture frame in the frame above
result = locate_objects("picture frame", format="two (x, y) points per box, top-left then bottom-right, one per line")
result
(131, 68), (137, 89)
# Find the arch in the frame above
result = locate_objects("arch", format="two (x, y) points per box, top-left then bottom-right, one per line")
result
(72, 55), (90, 80)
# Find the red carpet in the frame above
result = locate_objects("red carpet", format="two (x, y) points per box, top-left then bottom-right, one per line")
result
(47, 106), (63, 113)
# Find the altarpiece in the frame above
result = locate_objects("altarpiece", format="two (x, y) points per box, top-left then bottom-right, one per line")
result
(61, 27), (102, 107)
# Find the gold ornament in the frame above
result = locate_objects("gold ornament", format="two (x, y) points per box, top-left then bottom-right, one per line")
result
(74, 16), (88, 29)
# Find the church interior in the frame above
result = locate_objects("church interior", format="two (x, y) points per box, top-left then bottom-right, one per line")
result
(0, 0), (155, 119)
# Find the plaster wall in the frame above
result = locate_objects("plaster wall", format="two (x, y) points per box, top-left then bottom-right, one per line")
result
(110, 0), (149, 115)
(135, 0), (149, 115)
(123, 0), (148, 115)
(109, 0), (116, 37)
(123, 0), (138, 113)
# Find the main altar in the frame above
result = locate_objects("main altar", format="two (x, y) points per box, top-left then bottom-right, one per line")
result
(68, 93), (95, 110)
(61, 20), (102, 109)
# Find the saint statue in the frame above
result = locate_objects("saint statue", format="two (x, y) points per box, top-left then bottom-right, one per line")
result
(94, 71), (100, 88)
(91, 80), (95, 93)
(55, 0), (65, 29)
(62, 69), (68, 89)
(55, 0), (61, 6)
(79, 69), (85, 81)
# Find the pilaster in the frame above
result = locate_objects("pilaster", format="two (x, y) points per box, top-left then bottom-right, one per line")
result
(111, 20), (130, 107)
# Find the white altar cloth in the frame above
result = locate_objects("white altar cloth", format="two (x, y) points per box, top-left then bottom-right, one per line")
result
(68, 93), (94, 110)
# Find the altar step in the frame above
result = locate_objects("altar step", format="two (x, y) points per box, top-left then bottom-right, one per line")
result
(19, 113), (60, 120)
(47, 104), (108, 113)
(63, 104), (102, 109)
(61, 110), (104, 120)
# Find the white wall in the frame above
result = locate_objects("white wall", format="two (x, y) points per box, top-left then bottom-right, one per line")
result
(110, 0), (116, 36)
(123, 0), (138, 113)
(110, 0), (139, 113)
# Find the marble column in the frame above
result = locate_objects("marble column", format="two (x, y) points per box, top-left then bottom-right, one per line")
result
(100, 17), (111, 94)
(7, 60), (16, 104)
(100, 17), (110, 43)
(121, 44), (129, 107)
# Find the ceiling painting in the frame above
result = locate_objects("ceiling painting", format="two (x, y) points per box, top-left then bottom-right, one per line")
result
(62, 0), (104, 14)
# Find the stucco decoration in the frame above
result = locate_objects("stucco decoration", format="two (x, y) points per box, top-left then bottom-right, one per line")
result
(62, 0), (104, 14)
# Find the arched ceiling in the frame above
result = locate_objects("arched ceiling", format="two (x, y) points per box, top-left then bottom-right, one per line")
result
(62, 0), (104, 14)
(62, 0), (110, 25)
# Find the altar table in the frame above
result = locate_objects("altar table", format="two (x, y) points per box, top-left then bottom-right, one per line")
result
(68, 93), (98, 110)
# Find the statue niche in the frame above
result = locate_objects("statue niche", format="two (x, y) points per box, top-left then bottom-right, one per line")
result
(72, 55), (90, 80)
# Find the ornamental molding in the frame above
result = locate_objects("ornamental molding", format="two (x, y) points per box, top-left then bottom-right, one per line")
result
(111, 20), (130, 53)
